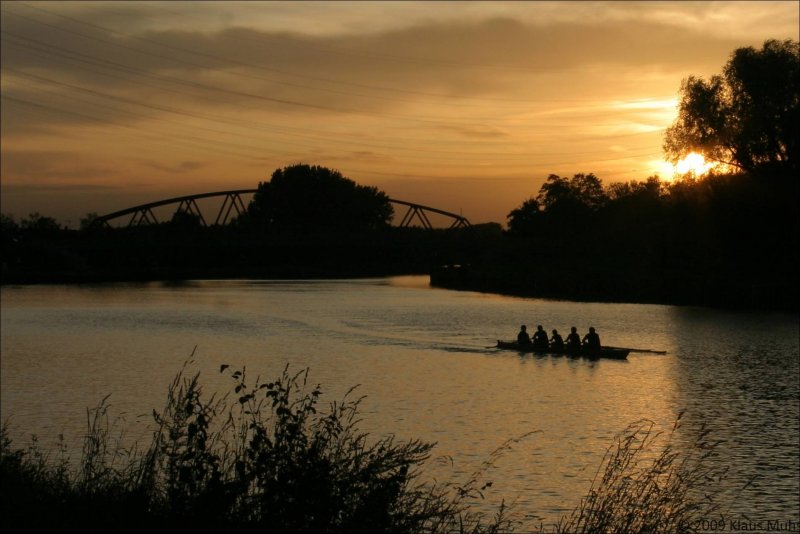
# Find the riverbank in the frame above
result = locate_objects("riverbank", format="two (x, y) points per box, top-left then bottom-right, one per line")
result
(2, 218), (796, 312)
(429, 262), (798, 312)
(1, 220), (511, 284)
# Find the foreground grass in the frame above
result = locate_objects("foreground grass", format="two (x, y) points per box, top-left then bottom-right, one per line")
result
(1, 361), (726, 533)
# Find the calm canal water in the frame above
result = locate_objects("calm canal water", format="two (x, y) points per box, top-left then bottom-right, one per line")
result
(1, 277), (798, 528)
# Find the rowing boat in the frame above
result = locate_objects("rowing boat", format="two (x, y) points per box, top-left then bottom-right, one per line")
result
(496, 341), (629, 359)
(495, 340), (629, 360)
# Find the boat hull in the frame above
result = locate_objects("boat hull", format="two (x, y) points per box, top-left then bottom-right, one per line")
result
(496, 341), (629, 360)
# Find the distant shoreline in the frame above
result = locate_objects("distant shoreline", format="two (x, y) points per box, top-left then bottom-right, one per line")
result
(428, 264), (799, 313)
(2, 214), (796, 312)
(3, 268), (796, 314)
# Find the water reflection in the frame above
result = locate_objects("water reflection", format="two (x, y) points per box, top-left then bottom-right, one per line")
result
(1, 278), (797, 526)
(667, 306), (800, 520)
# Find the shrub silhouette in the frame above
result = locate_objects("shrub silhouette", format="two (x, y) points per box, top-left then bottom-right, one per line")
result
(1, 360), (731, 533)
(1, 360), (515, 533)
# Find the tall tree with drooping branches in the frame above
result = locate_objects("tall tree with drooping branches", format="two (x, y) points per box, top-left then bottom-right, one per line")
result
(664, 39), (799, 178)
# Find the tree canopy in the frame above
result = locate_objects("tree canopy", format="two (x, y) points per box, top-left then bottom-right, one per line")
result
(536, 173), (607, 212)
(245, 164), (394, 231)
(506, 173), (608, 236)
(664, 39), (799, 178)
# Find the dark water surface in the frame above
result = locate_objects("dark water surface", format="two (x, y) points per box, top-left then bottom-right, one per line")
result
(1, 277), (798, 528)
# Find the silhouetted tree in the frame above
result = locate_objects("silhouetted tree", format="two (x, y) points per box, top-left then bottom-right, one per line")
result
(79, 212), (99, 231)
(1, 213), (18, 233)
(20, 212), (61, 233)
(664, 39), (800, 178)
(603, 176), (666, 251)
(607, 176), (664, 202)
(536, 173), (607, 212)
(170, 210), (204, 229)
(506, 173), (608, 238)
(246, 164), (393, 232)
(1, 214), (20, 258)
(505, 198), (541, 236)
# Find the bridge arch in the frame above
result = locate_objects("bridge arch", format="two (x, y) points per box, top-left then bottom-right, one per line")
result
(90, 190), (470, 230)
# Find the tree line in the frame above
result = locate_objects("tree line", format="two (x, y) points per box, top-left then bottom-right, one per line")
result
(0, 164), (492, 283)
(432, 169), (797, 310)
(2, 40), (797, 310)
(433, 39), (799, 310)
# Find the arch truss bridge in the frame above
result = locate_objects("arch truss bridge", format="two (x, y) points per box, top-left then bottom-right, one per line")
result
(90, 189), (470, 230)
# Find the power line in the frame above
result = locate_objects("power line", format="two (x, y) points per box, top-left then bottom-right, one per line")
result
(2, 4), (670, 183)
(2, 33), (667, 147)
(5, 63), (659, 164)
(0, 6), (547, 119)
(3, 89), (662, 178)
(9, 0), (602, 106)
(2, 8), (672, 136)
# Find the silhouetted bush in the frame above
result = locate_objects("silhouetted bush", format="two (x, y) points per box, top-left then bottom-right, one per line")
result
(1, 360), (516, 533)
(2, 359), (733, 533)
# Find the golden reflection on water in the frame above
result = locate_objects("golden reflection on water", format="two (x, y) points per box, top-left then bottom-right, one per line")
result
(1, 278), (797, 526)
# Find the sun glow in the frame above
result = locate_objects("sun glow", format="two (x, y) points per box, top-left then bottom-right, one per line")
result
(676, 152), (714, 175)
(655, 152), (715, 179)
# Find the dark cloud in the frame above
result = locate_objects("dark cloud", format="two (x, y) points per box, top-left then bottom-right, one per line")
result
(141, 160), (208, 173)
(2, 2), (794, 224)
(438, 124), (509, 139)
(2, 7), (746, 120)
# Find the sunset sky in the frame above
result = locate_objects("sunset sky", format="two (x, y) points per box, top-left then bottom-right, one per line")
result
(1, 1), (798, 227)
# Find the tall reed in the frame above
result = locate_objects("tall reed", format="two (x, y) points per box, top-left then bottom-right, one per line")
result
(1, 361), (730, 533)
(1, 360), (517, 533)
(555, 412), (728, 534)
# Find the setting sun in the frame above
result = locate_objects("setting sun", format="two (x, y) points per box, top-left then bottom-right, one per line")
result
(655, 152), (715, 179)
(1, 1), (796, 226)
(676, 152), (714, 176)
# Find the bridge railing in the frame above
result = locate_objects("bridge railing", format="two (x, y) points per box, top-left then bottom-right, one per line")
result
(90, 190), (470, 230)
(390, 199), (470, 229)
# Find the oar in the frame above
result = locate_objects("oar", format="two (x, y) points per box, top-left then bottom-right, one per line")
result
(604, 345), (667, 355)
